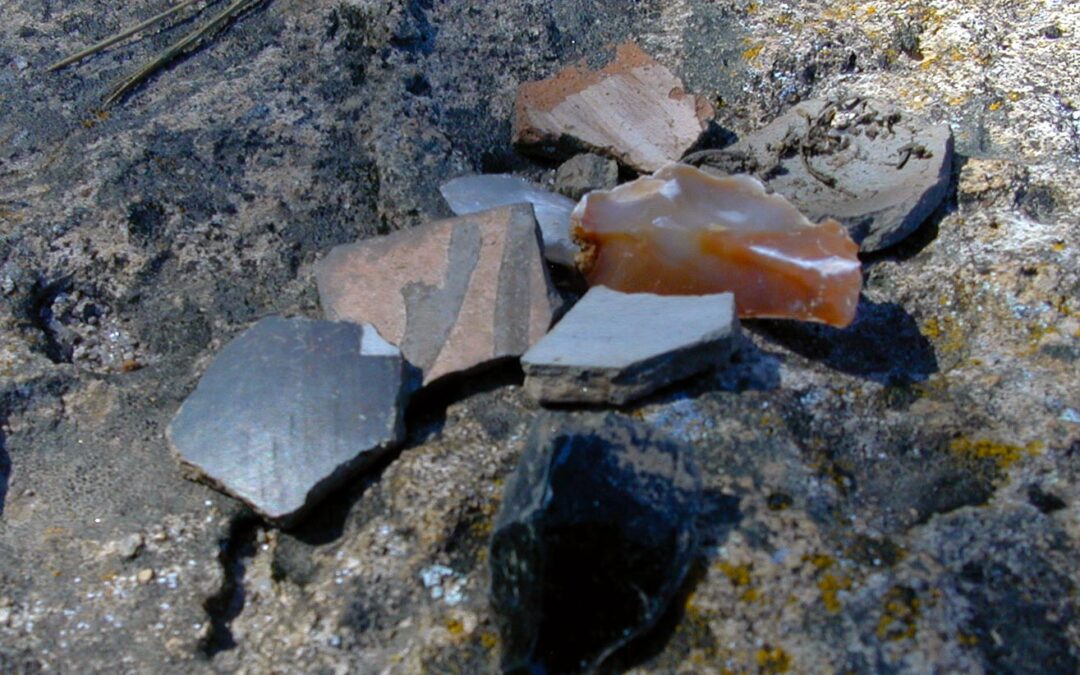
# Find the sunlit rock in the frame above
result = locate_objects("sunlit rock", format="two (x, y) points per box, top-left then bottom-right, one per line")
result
(572, 164), (863, 327)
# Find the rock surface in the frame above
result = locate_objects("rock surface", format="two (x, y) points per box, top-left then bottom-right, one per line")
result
(513, 42), (714, 172)
(687, 98), (954, 252)
(1, 0), (1078, 672)
(168, 317), (407, 526)
(439, 174), (579, 266)
(555, 153), (619, 201)
(316, 205), (560, 384)
(489, 413), (701, 673)
(522, 287), (739, 405)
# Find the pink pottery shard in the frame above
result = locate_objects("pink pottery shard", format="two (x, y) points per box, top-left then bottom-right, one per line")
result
(513, 42), (714, 173)
(316, 205), (561, 384)
(572, 164), (863, 328)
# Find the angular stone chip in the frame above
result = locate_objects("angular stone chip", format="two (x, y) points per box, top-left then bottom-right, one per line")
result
(316, 205), (562, 385)
(167, 317), (408, 526)
(439, 174), (579, 267)
(490, 412), (701, 673)
(522, 287), (740, 405)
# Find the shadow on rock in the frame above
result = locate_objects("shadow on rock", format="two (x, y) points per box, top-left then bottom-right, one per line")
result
(861, 152), (965, 265)
(604, 490), (742, 672)
(712, 333), (782, 392)
(750, 299), (938, 385)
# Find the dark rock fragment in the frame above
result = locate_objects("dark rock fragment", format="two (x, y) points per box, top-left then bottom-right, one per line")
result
(555, 153), (619, 201)
(489, 413), (701, 673)
(167, 316), (408, 526)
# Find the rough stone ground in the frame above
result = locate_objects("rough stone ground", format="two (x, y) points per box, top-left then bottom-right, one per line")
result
(0, 0), (1077, 672)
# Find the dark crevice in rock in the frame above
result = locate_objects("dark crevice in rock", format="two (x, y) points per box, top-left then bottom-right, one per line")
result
(1027, 485), (1067, 514)
(199, 513), (260, 658)
(26, 276), (75, 364)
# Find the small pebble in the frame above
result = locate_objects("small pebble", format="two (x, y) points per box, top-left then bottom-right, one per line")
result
(137, 569), (155, 584)
(117, 533), (144, 560)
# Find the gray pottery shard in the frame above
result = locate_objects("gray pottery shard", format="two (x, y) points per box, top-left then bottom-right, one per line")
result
(439, 174), (579, 267)
(688, 98), (953, 252)
(166, 317), (407, 526)
(489, 412), (701, 674)
(315, 204), (561, 385)
(521, 287), (740, 405)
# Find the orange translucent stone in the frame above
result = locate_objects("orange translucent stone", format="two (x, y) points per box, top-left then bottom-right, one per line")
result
(572, 164), (863, 327)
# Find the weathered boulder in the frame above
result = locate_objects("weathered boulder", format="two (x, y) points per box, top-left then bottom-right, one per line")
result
(686, 98), (953, 252)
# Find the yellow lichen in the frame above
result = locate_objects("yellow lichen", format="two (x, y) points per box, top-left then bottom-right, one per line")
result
(949, 437), (1044, 470)
(742, 42), (765, 62)
(756, 646), (792, 673)
(718, 561), (753, 586)
(818, 574), (852, 613)
(479, 631), (499, 650)
(804, 553), (835, 571)
(446, 618), (465, 636)
(876, 586), (920, 641)
(988, 100), (1004, 111)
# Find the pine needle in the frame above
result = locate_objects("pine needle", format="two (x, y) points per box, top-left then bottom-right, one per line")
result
(103, 0), (267, 106)
(47, 0), (209, 72)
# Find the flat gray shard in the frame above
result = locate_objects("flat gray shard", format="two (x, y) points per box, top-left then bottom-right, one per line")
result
(489, 412), (701, 674)
(439, 174), (579, 267)
(522, 287), (740, 405)
(686, 98), (953, 252)
(166, 316), (407, 526)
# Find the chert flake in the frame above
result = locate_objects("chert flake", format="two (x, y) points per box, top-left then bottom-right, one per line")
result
(572, 164), (863, 327)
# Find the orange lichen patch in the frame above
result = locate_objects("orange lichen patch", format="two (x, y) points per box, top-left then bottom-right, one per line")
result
(572, 164), (862, 327)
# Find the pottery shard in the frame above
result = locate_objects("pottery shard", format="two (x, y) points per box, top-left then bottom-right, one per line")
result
(513, 42), (714, 173)
(685, 98), (953, 252)
(166, 317), (407, 526)
(315, 204), (561, 384)
(522, 287), (740, 405)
